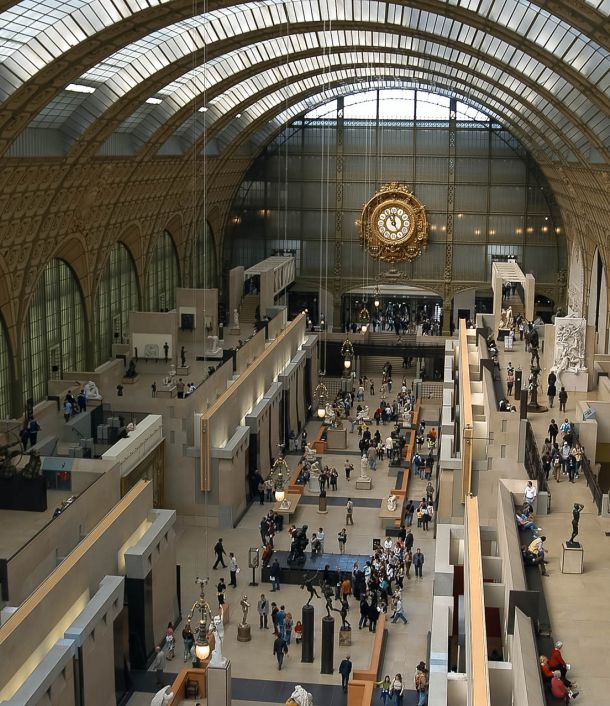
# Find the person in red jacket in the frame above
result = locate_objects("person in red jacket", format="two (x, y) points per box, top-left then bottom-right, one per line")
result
(548, 641), (574, 686)
(551, 670), (578, 702)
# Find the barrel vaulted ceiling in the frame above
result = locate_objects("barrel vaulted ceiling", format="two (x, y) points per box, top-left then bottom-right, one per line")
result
(0, 0), (608, 167)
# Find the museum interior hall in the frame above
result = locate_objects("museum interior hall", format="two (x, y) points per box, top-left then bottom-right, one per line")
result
(0, 2), (610, 706)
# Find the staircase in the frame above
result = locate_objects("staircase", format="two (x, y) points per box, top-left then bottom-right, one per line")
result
(359, 355), (406, 377)
(239, 294), (259, 324)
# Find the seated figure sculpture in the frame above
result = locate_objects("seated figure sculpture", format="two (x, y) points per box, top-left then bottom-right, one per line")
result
(84, 380), (102, 400)
(304, 444), (317, 462)
(387, 493), (398, 512)
(287, 525), (309, 565)
(286, 685), (314, 706)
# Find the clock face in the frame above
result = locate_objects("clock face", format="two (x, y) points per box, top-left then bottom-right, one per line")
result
(377, 206), (411, 241)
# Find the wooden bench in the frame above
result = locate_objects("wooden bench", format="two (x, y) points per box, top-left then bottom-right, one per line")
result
(287, 461), (305, 495)
(347, 613), (388, 688)
(311, 424), (328, 454)
(402, 399), (421, 462)
(167, 667), (207, 704)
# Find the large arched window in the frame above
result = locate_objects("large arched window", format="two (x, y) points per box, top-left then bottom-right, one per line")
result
(0, 316), (11, 419)
(22, 259), (86, 405)
(192, 221), (218, 289)
(146, 230), (180, 311)
(95, 242), (140, 364)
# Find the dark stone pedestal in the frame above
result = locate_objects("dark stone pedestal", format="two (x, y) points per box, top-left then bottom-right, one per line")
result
(321, 616), (334, 674)
(302, 604), (314, 663)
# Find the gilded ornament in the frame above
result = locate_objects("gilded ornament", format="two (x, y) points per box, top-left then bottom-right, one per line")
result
(358, 182), (429, 263)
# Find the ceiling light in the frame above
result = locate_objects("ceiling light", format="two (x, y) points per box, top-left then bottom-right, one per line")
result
(66, 83), (95, 94)
(146, 97), (162, 105)
(236, 113), (242, 119)
(198, 106), (208, 113)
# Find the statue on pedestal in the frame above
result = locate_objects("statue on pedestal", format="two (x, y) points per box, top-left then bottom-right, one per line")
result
(360, 454), (371, 481)
(240, 595), (250, 625)
(150, 687), (174, 706)
(301, 573), (320, 606)
(387, 493), (398, 512)
(287, 525), (309, 564)
(233, 309), (240, 327)
(84, 381), (102, 400)
(209, 613), (227, 667)
(569, 503), (584, 544)
(207, 335), (221, 355)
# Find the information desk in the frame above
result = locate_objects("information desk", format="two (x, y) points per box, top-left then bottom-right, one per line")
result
(272, 492), (302, 521)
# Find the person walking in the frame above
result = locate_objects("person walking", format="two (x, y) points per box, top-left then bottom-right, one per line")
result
(272, 634), (288, 670)
(229, 553), (238, 587)
(339, 655), (353, 692)
(548, 419), (559, 445)
(507, 368), (515, 396)
(346, 498), (354, 525)
(558, 386), (568, 412)
(257, 593), (269, 629)
(213, 538), (227, 569)
(413, 548), (424, 579)
(390, 596), (408, 624)
(276, 605), (286, 638)
(284, 612), (294, 644)
(152, 646), (166, 686)
(216, 577), (226, 607)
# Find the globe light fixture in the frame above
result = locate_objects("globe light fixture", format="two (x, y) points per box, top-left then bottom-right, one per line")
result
(314, 381), (328, 419)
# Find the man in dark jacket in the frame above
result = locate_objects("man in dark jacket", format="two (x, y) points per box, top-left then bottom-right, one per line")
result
(213, 538), (227, 569)
(273, 634), (288, 670)
(339, 655), (353, 692)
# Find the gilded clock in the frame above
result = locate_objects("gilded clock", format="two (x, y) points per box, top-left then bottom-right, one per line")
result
(359, 182), (429, 263)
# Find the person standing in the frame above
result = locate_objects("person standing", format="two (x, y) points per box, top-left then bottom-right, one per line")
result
(524, 481), (537, 508)
(63, 398), (73, 422)
(272, 634), (288, 670)
(346, 498), (354, 525)
(216, 577), (226, 607)
(176, 378), (185, 398)
(339, 655), (353, 692)
(151, 381), (157, 397)
(405, 549), (413, 580)
(338, 528), (347, 554)
(213, 538), (227, 569)
(317, 528), (325, 553)
(548, 419), (559, 445)
(413, 548), (425, 579)
(257, 593), (269, 629)
(276, 605), (286, 638)
(558, 386), (568, 412)
(284, 612), (294, 644)
(152, 646), (166, 686)
(547, 378), (557, 408)
(270, 558), (280, 592)
(27, 417), (41, 448)
(229, 553), (238, 587)
(415, 662), (429, 706)
(390, 673), (404, 706)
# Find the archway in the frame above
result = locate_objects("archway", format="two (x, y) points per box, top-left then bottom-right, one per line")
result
(146, 230), (180, 311)
(588, 248), (608, 354)
(95, 242), (140, 364)
(21, 259), (86, 405)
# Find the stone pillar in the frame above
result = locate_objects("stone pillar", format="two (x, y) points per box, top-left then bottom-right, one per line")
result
(320, 615), (334, 674)
(301, 604), (314, 663)
(207, 660), (232, 706)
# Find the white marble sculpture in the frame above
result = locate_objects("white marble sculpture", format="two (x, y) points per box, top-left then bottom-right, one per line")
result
(304, 445), (317, 462)
(324, 403), (336, 425)
(567, 243), (584, 317)
(360, 454), (371, 481)
(499, 308), (508, 329)
(506, 306), (513, 327)
(84, 381), (102, 400)
(233, 309), (240, 327)
(289, 685), (314, 706)
(552, 317), (587, 382)
(207, 335), (222, 355)
(310, 460), (321, 477)
(387, 494), (398, 512)
(209, 613), (227, 667)
(150, 687), (174, 706)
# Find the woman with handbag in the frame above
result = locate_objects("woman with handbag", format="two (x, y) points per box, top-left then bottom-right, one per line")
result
(390, 673), (404, 705)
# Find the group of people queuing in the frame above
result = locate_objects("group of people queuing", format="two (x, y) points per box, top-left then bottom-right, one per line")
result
(542, 417), (584, 484)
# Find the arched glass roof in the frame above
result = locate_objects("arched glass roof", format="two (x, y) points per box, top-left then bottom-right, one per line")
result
(0, 0), (608, 163)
